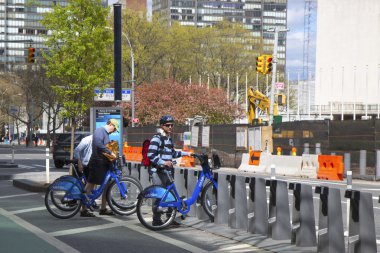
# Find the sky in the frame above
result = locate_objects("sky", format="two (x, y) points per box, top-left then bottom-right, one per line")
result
(108, 0), (317, 78)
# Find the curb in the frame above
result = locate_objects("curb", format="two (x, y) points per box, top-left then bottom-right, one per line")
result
(13, 179), (50, 192)
(0, 162), (18, 168)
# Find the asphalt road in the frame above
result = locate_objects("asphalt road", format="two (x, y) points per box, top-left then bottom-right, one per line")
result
(0, 145), (379, 252)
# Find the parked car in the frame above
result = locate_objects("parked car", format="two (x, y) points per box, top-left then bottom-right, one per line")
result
(52, 132), (91, 168)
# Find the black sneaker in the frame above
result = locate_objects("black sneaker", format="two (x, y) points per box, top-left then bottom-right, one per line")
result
(152, 220), (164, 226)
(80, 210), (96, 217)
(171, 220), (181, 226)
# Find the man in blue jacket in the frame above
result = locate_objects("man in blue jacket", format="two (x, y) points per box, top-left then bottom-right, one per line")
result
(80, 119), (118, 217)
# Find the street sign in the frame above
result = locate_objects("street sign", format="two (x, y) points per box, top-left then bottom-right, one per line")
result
(275, 82), (285, 89)
(94, 88), (131, 101)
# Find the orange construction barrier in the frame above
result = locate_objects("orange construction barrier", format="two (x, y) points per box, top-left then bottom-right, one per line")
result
(124, 146), (143, 162)
(317, 155), (344, 181)
(248, 150), (261, 165)
(180, 146), (195, 167)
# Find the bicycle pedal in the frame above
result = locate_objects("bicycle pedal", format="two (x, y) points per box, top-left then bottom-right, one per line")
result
(180, 215), (186, 220)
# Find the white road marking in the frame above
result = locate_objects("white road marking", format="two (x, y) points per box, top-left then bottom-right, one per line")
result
(0, 193), (37, 199)
(11, 206), (46, 214)
(33, 164), (46, 168)
(51, 221), (130, 237)
(0, 208), (80, 253)
(104, 216), (208, 252)
(17, 164), (35, 169)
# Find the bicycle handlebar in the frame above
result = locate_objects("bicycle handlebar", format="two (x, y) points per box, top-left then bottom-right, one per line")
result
(64, 158), (78, 165)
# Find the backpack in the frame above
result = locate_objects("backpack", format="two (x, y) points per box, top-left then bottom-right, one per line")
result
(141, 134), (165, 167)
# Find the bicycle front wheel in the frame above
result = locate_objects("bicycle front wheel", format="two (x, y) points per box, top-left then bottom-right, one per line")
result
(201, 180), (217, 221)
(107, 177), (142, 216)
(45, 179), (81, 219)
(136, 187), (177, 231)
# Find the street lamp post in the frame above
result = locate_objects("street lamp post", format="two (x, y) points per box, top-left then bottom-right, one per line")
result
(268, 27), (289, 125)
(106, 26), (135, 127)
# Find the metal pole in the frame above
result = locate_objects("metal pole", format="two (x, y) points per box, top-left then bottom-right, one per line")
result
(308, 71), (311, 119)
(353, 66), (356, 120)
(189, 75), (191, 85)
(218, 74), (220, 89)
(113, 4), (122, 101)
(287, 72), (290, 121)
(365, 65), (368, 118)
(131, 44), (135, 126)
(245, 72), (248, 113)
(199, 75), (202, 86)
(236, 73), (239, 105)
(297, 72), (300, 120)
(319, 68), (322, 118)
(11, 143), (14, 164)
(256, 72), (259, 91)
(341, 66), (344, 121)
(207, 74), (210, 90)
(269, 28), (279, 125)
(46, 147), (50, 184)
(266, 74), (269, 96)
(346, 170), (352, 236)
(378, 65), (380, 119)
(227, 74), (230, 100)
(330, 67), (333, 120)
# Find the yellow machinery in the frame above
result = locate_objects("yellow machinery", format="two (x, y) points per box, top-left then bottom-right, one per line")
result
(247, 87), (278, 125)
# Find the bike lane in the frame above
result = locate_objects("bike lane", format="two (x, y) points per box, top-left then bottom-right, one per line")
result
(0, 208), (76, 253)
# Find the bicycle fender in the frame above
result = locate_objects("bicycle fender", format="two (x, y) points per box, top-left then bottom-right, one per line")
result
(138, 185), (176, 202)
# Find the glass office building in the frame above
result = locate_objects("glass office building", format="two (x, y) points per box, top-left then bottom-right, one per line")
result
(0, 0), (107, 69)
(152, 0), (287, 66)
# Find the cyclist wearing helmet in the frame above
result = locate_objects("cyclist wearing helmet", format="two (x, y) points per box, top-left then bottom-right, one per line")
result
(147, 115), (191, 226)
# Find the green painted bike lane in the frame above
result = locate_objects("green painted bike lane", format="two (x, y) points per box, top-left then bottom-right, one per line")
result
(0, 208), (78, 253)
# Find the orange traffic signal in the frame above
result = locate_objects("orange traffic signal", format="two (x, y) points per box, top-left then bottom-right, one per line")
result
(28, 47), (35, 63)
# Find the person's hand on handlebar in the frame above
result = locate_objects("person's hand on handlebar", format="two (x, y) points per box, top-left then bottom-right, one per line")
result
(163, 160), (173, 168)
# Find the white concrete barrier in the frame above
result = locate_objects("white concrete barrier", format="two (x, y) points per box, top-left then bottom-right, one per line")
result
(264, 155), (302, 177)
(300, 154), (318, 179)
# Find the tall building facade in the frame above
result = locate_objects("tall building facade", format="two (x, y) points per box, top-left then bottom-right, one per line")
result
(152, 0), (287, 66)
(0, 0), (107, 68)
(315, 0), (380, 107)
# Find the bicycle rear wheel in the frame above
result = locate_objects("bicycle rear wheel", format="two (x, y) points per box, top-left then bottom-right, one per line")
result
(136, 187), (177, 231)
(201, 180), (217, 221)
(107, 177), (142, 216)
(45, 179), (81, 219)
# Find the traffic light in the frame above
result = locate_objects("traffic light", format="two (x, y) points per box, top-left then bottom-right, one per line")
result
(27, 47), (35, 63)
(276, 93), (286, 105)
(265, 55), (273, 74)
(256, 55), (265, 73)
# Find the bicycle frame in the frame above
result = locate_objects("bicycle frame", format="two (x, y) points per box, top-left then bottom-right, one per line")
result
(59, 162), (128, 208)
(157, 161), (218, 215)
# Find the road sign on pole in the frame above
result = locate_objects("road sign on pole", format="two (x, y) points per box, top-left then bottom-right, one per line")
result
(94, 88), (131, 101)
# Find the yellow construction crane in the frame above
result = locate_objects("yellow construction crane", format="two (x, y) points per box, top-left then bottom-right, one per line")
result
(247, 87), (278, 125)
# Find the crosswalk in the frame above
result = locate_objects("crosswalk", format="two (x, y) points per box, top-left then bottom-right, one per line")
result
(17, 164), (54, 170)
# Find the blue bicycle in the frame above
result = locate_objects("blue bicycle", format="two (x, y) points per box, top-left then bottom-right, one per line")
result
(136, 153), (218, 230)
(45, 158), (142, 219)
